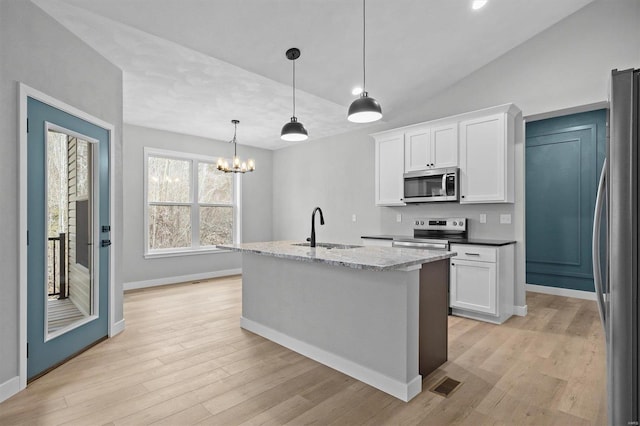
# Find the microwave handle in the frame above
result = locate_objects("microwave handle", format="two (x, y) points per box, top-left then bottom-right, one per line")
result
(442, 173), (447, 192)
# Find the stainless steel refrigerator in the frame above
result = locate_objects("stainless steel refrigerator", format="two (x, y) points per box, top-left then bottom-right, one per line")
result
(593, 68), (639, 426)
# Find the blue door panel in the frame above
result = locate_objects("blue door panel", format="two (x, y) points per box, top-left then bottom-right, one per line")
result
(27, 97), (109, 379)
(525, 110), (606, 292)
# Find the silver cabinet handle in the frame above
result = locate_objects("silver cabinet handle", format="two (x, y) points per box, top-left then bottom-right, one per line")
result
(464, 252), (480, 256)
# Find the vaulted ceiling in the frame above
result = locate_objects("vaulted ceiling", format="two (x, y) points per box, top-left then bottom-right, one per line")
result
(34, 0), (595, 149)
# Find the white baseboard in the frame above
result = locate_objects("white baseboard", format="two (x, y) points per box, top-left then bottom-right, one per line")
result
(240, 317), (421, 402)
(0, 376), (20, 404)
(526, 284), (596, 301)
(123, 269), (242, 291)
(513, 305), (528, 316)
(109, 319), (126, 337)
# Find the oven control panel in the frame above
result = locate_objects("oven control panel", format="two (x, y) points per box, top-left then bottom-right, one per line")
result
(414, 217), (466, 231)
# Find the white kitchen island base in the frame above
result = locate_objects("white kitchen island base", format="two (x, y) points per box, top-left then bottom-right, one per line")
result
(238, 251), (449, 402)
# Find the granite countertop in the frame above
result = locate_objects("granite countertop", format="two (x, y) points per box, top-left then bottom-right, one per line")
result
(361, 235), (516, 247)
(217, 240), (456, 271)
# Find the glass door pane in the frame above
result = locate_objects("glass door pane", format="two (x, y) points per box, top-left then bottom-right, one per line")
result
(46, 129), (95, 338)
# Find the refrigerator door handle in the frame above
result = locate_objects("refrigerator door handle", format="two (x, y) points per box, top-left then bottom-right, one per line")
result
(592, 158), (607, 333)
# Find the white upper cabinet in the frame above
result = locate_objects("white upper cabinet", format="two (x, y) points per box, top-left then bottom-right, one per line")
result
(374, 133), (405, 206)
(459, 106), (518, 204)
(372, 103), (520, 207)
(431, 123), (458, 169)
(404, 127), (430, 172)
(404, 123), (458, 172)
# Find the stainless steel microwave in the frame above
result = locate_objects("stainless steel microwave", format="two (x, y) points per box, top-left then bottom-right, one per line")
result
(403, 168), (459, 203)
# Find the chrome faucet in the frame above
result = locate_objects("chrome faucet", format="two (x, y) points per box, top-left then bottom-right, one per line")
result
(308, 207), (325, 248)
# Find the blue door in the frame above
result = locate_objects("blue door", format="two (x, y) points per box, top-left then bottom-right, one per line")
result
(525, 109), (606, 292)
(27, 97), (110, 380)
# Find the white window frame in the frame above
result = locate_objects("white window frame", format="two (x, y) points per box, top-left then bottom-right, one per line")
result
(143, 147), (241, 258)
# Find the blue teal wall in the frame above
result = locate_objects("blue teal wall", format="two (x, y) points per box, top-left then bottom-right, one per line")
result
(525, 109), (607, 292)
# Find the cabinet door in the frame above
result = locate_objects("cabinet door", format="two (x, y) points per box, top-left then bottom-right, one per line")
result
(375, 134), (406, 206)
(431, 123), (458, 168)
(450, 259), (497, 315)
(459, 113), (507, 203)
(404, 127), (431, 172)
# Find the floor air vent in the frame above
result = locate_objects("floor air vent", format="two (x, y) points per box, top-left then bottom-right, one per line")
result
(429, 376), (462, 398)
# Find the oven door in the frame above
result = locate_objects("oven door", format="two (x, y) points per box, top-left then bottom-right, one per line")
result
(403, 168), (458, 203)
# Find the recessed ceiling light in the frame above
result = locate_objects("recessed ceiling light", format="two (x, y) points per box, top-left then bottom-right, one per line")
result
(472, 0), (487, 10)
(352, 87), (363, 96)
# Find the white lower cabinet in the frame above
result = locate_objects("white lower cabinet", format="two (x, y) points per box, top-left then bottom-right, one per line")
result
(449, 243), (514, 324)
(450, 259), (497, 314)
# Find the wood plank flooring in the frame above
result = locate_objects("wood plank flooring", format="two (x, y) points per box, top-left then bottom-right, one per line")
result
(0, 276), (606, 425)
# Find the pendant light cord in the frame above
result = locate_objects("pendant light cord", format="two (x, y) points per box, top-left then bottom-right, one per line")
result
(292, 58), (296, 117)
(362, 0), (366, 93)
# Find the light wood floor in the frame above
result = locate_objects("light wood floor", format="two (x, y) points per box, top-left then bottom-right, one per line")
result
(0, 276), (606, 425)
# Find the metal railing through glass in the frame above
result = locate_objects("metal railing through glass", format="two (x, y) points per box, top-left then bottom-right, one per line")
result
(47, 232), (67, 299)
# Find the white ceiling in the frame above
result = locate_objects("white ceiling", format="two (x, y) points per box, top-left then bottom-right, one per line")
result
(33, 0), (595, 149)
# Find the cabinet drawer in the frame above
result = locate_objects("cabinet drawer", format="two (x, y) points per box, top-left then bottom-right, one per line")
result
(450, 244), (496, 262)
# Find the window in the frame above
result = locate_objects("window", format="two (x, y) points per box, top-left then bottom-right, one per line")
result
(144, 148), (239, 256)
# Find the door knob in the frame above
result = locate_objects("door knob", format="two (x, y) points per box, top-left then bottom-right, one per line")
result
(101, 239), (111, 247)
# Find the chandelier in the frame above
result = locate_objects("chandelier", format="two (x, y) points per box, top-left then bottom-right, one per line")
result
(217, 119), (255, 173)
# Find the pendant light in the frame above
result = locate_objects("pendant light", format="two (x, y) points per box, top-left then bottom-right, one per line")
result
(281, 47), (309, 141)
(217, 120), (255, 173)
(348, 0), (382, 123)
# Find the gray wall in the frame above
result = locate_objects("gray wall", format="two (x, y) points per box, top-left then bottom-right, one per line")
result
(0, 0), (123, 386)
(272, 0), (640, 308)
(122, 124), (273, 285)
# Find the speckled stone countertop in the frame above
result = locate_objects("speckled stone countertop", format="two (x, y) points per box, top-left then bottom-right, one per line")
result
(217, 240), (456, 271)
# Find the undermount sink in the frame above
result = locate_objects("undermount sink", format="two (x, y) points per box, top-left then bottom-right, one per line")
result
(292, 242), (362, 250)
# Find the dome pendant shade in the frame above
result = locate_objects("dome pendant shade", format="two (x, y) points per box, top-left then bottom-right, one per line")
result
(281, 47), (309, 142)
(348, 0), (383, 124)
(281, 116), (308, 141)
(348, 92), (382, 123)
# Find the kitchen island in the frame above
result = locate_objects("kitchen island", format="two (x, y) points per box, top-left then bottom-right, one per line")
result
(217, 241), (456, 401)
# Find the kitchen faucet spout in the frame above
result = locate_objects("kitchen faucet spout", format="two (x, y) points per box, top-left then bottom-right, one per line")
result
(309, 207), (325, 248)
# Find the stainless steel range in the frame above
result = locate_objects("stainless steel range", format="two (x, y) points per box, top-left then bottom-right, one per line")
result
(392, 217), (467, 250)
